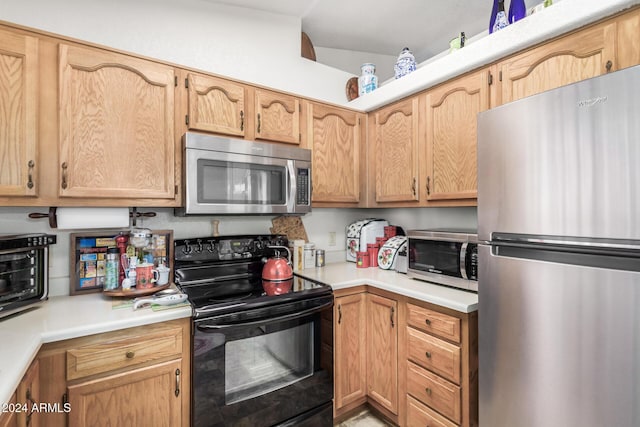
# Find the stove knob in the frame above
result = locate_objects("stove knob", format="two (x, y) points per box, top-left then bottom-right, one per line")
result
(254, 240), (264, 251)
(182, 240), (193, 255)
(195, 239), (203, 253)
(206, 240), (215, 253)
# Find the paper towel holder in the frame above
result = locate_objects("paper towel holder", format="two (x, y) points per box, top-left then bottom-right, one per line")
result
(28, 207), (156, 228)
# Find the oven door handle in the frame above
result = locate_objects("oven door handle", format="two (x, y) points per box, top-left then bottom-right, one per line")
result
(196, 299), (333, 331)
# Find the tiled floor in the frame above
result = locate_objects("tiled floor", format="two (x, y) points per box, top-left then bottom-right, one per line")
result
(335, 408), (391, 427)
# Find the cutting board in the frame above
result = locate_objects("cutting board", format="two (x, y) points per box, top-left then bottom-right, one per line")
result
(270, 216), (309, 242)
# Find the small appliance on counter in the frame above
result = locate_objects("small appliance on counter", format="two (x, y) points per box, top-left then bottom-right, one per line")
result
(407, 229), (478, 292)
(377, 236), (408, 270)
(0, 233), (56, 319)
(346, 219), (389, 262)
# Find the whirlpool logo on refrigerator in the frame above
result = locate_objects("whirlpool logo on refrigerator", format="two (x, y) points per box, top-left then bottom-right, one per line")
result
(578, 96), (608, 108)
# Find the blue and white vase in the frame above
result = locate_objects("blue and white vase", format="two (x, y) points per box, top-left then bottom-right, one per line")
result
(358, 63), (378, 96)
(394, 47), (417, 79)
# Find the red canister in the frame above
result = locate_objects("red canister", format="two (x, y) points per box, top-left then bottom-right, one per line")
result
(367, 243), (379, 267)
(356, 251), (369, 268)
(384, 226), (397, 238)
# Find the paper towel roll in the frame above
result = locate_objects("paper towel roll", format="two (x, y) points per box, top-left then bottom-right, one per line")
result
(56, 207), (130, 230)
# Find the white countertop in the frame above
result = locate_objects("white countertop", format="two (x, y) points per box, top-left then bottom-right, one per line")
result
(0, 291), (192, 408)
(347, 0), (640, 111)
(295, 262), (478, 314)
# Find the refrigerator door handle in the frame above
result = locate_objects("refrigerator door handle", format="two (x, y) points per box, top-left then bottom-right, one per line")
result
(492, 232), (640, 252)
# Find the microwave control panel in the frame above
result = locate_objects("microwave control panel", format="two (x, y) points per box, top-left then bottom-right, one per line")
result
(296, 168), (310, 205)
(467, 243), (478, 280)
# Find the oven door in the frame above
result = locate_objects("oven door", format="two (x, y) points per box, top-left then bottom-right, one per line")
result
(192, 295), (333, 427)
(0, 247), (48, 319)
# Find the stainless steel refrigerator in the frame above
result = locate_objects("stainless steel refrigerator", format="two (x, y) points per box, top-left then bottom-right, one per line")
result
(477, 65), (640, 427)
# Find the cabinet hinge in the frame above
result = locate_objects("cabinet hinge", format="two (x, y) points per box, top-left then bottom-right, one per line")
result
(62, 393), (68, 405)
(175, 184), (179, 194)
(358, 117), (361, 125)
(488, 72), (493, 86)
(499, 71), (503, 82)
(174, 76), (178, 87)
(184, 78), (189, 89)
(185, 114), (189, 126)
(298, 104), (301, 113)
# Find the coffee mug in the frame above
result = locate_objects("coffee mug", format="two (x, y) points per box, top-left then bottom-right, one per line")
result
(136, 263), (159, 289)
(156, 264), (170, 286)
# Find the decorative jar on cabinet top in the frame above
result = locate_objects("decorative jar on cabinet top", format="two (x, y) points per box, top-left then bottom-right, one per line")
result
(358, 63), (378, 96)
(394, 47), (416, 79)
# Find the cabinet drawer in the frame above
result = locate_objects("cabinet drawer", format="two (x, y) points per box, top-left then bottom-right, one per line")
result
(407, 361), (461, 424)
(407, 394), (458, 427)
(408, 326), (461, 384)
(67, 326), (183, 381)
(407, 303), (461, 343)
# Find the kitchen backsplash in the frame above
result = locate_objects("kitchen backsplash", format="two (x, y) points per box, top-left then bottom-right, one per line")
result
(0, 207), (477, 296)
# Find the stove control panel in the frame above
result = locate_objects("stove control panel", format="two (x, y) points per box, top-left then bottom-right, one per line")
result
(174, 234), (288, 263)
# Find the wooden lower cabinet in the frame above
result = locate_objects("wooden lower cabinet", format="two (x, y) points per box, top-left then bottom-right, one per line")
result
(0, 393), (17, 427)
(333, 287), (477, 427)
(0, 358), (40, 427)
(67, 359), (182, 427)
(366, 294), (398, 415)
(334, 292), (367, 414)
(37, 318), (190, 427)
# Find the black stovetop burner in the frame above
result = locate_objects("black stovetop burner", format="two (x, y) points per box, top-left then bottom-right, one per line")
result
(173, 234), (332, 319)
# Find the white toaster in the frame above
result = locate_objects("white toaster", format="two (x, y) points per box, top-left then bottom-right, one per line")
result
(346, 219), (389, 262)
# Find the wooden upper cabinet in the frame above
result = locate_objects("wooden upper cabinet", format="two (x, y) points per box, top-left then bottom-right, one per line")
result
(498, 21), (616, 104)
(372, 97), (420, 203)
(366, 294), (398, 415)
(616, 7), (640, 70)
(58, 44), (175, 199)
(425, 68), (490, 201)
(255, 88), (300, 144)
(186, 73), (246, 137)
(0, 29), (38, 197)
(306, 102), (364, 204)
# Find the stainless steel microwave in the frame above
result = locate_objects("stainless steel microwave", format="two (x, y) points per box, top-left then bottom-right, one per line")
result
(178, 132), (312, 215)
(407, 229), (478, 292)
(0, 233), (56, 319)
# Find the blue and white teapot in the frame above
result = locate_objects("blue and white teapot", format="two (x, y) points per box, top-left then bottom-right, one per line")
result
(394, 47), (416, 79)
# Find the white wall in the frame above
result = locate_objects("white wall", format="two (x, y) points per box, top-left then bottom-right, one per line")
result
(0, 206), (476, 296)
(0, 0), (353, 105)
(315, 46), (397, 82)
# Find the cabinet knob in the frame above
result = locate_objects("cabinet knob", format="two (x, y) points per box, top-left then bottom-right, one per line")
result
(425, 387), (432, 396)
(425, 351), (432, 359)
(425, 318), (432, 326)
(606, 60), (613, 72)
(126, 351), (135, 359)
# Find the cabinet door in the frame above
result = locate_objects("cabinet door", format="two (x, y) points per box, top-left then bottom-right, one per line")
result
(58, 44), (175, 199)
(307, 102), (364, 204)
(186, 73), (246, 137)
(366, 294), (398, 414)
(372, 97), (420, 203)
(616, 7), (640, 70)
(334, 293), (367, 410)
(16, 358), (39, 427)
(425, 69), (490, 201)
(67, 359), (183, 427)
(498, 22), (616, 104)
(0, 393), (17, 427)
(255, 88), (300, 144)
(0, 28), (38, 197)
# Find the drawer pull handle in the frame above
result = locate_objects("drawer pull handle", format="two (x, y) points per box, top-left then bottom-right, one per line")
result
(126, 351), (135, 359)
(425, 351), (432, 359)
(390, 306), (395, 328)
(175, 368), (181, 397)
(338, 304), (342, 324)
(61, 162), (68, 189)
(257, 113), (261, 133)
(425, 387), (432, 396)
(240, 110), (244, 131)
(27, 160), (35, 189)
(425, 318), (432, 326)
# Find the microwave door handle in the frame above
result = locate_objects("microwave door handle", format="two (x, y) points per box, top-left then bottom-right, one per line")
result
(460, 242), (468, 280)
(287, 160), (296, 212)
